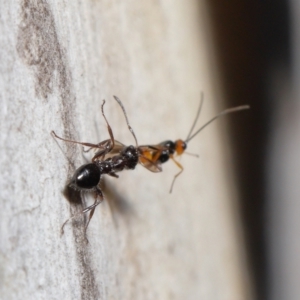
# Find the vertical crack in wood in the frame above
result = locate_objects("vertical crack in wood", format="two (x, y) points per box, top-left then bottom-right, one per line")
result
(16, 1), (100, 298)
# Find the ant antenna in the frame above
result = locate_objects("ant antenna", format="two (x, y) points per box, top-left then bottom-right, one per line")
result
(185, 104), (250, 143)
(185, 91), (204, 141)
(113, 96), (139, 147)
(101, 99), (115, 149)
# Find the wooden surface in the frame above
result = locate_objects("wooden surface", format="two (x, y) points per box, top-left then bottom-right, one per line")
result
(0, 1), (252, 299)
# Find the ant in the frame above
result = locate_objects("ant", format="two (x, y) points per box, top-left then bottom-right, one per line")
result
(52, 97), (154, 233)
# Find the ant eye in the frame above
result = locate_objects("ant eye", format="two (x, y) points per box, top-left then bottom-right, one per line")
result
(71, 163), (101, 190)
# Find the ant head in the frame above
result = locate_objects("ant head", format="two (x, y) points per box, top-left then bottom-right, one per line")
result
(175, 139), (187, 155)
(122, 145), (139, 169)
(69, 163), (101, 191)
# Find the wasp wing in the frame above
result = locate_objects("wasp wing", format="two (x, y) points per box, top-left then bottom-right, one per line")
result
(138, 145), (163, 172)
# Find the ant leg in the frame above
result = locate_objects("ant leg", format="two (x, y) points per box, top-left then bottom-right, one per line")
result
(82, 141), (110, 154)
(113, 96), (139, 147)
(100, 100), (115, 152)
(52, 100), (115, 156)
(83, 146), (99, 153)
(108, 172), (119, 178)
(169, 157), (184, 193)
(61, 212), (79, 236)
(91, 100), (117, 162)
(60, 188), (104, 235)
(52, 130), (107, 149)
(92, 141), (114, 162)
(83, 187), (104, 234)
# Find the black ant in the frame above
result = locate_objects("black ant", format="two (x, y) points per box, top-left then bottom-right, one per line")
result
(52, 97), (158, 233)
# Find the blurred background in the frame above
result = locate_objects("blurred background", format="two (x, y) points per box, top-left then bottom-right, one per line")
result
(206, 1), (299, 299)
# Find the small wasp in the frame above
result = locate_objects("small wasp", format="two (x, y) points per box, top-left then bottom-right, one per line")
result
(137, 93), (250, 192)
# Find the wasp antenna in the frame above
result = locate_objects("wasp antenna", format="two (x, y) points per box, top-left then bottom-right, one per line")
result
(185, 104), (250, 143)
(186, 91), (204, 141)
(113, 95), (139, 147)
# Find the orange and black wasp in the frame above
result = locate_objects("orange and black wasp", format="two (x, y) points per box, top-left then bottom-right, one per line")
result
(137, 93), (250, 192)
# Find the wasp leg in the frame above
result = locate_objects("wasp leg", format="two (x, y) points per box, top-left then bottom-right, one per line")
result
(52, 130), (108, 149)
(169, 157), (184, 193)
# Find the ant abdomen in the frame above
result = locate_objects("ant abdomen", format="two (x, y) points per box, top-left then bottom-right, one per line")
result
(69, 163), (101, 190)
